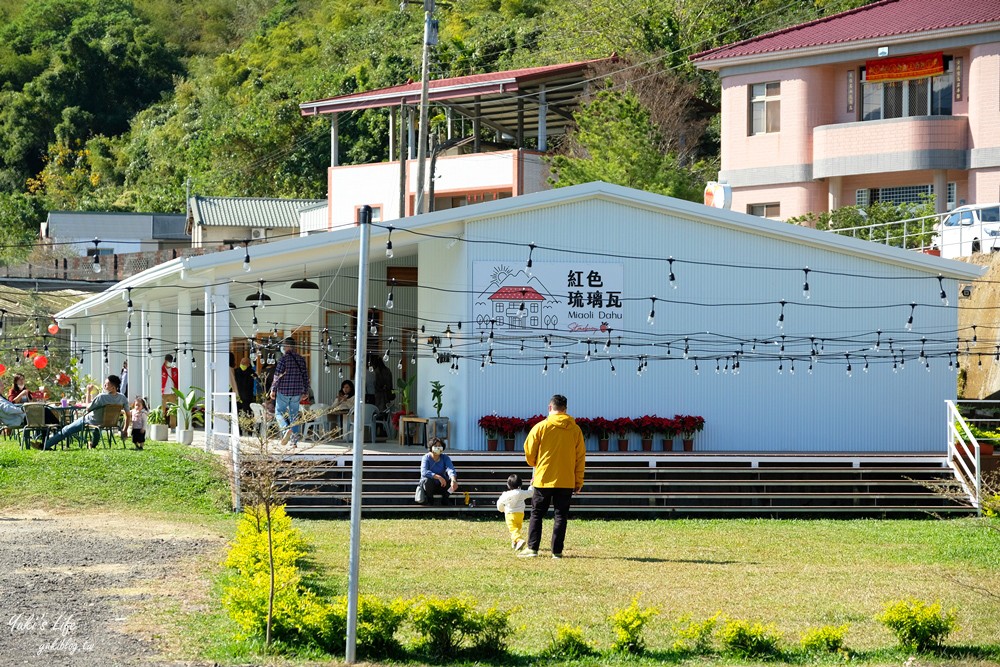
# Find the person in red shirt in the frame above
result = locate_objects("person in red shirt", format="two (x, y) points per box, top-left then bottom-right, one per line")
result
(161, 354), (179, 428)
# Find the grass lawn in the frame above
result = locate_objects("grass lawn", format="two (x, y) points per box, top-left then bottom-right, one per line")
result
(2, 437), (998, 665)
(0, 437), (232, 519)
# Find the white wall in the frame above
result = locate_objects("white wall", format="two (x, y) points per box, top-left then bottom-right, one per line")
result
(418, 198), (960, 452)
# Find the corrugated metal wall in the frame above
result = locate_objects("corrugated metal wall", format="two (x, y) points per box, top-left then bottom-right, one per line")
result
(425, 198), (959, 452)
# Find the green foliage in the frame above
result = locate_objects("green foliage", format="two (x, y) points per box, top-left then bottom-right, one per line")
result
(608, 594), (659, 654)
(168, 387), (204, 429)
(409, 596), (513, 658)
(717, 618), (783, 659)
(671, 612), (721, 653)
(222, 505), (347, 651)
(429, 380), (444, 418)
(549, 89), (703, 201)
(787, 198), (938, 249)
(354, 595), (410, 658)
(147, 405), (166, 425)
(396, 375), (415, 413)
(0, 192), (43, 265)
(541, 624), (596, 660)
(877, 598), (958, 652)
(799, 624), (849, 654)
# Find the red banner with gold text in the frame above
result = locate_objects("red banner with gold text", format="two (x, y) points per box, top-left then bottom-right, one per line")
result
(866, 52), (944, 82)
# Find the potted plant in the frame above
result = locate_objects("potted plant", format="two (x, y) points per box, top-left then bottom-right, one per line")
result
(147, 405), (169, 442)
(590, 417), (612, 451)
(427, 380), (449, 442)
(500, 416), (527, 451)
(610, 417), (633, 452)
(478, 414), (502, 451)
(676, 414), (705, 452)
(633, 415), (661, 451)
(169, 387), (204, 446)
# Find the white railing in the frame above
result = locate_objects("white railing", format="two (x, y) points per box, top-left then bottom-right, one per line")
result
(826, 211), (943, 250)
(212, 391), (242, 511)
(945, 399), (982, 515)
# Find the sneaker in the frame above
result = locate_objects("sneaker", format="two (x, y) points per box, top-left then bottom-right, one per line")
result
(517, 549), (538, 558)
(513, 539), (526, 551)
(552, 553), (563, 559)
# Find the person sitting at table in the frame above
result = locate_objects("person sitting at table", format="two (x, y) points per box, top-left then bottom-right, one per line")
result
(44, 374), (130, 450)
(0, 380), (26, 430)
(8, 374), (30, 404)
(332, 380), (355, 412)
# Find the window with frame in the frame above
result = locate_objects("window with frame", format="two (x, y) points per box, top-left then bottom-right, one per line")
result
(749, 82), (781, 135)
(855, 182), (956, 209)
(861, 57), (953, 121)
(748, 203), (780, 219)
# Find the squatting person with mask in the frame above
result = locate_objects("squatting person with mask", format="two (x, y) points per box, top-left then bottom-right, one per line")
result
(419, 437), (458, 505)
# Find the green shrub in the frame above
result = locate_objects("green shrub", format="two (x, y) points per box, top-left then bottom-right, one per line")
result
(469, 605), (516, 658)
(877, 598), (958, 652)
(671, 612), (721, 654)
(410, 596), (482, 657)
(542, 624), (596, 660)
(355, 595), (410, 658)
(608, 594), (659, 654)
(718, 618), (783, 659)
(221, 505), (345, 652)
(800, 624), (849, 653)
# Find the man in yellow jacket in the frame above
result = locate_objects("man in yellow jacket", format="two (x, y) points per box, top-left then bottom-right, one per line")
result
(519, 394), (586, 559)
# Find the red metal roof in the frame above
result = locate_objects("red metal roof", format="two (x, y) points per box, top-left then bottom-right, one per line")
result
(488, 286), (546, 301)
(692, 0), (1000, 64)
(300, 59), (607, 115)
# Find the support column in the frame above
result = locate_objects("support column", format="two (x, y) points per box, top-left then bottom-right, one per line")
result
(100, 321), (108, 379)
(828, 176), (842, 214)
(473, 96), (481, 153)
(125, 309), (135, 401)
(148, 300), (161, 408)
(537, 85), (547, 152)
(202, 287), (213, 444)
(211, 284), (232, 440)
(934, 170), (948, 214)
(139, 309), (149, 403)
(388, 107), (395, 163)
(408, 108), (416, 159)
(177, 292), (192, 398)
(399, 104), (408, 219)
(330, 112), (339, 168)
(446, 107), (453, 140)
(516, 97), (524, 148)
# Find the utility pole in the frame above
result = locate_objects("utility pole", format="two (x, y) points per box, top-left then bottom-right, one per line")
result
(413, 0), (437, 216)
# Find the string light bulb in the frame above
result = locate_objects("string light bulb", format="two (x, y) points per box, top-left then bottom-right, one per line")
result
(541, 356), (548, 376)
(526, 243), (536, 274)
(938, 275), (947, 306)
(126, 288), (133, 314)
(385, 226), (394, 258)
(243, 242), (251, 272)
(647, 297), (656, 326)
(668, 257), (677, 289)
(802, 268), (810, 299)
(386, 279), (395, 310)
(905, 302), (916, 331)
(776, 300), (786, 329)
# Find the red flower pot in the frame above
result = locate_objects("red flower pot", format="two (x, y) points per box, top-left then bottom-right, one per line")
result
(641, 438), (653, 451)
(486, 438), (498, 451)
(598, 438), (609, 452)
(504, 438), (516, 451)
(682, 438), (694, 452)
(617, 438), (629, 452)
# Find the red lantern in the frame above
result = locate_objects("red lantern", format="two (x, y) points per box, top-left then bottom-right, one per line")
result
(0, 363), (6, 376)
(47, 323), (59, 335)
(33, 355), (48, 370)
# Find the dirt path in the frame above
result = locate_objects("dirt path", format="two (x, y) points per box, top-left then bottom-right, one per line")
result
(0, 510), (226, 666)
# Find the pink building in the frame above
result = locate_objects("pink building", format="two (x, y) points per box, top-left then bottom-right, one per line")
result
(692, 0), (1000, 220)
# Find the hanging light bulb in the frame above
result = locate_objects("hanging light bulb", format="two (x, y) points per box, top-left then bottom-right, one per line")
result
(938, 276), (948, 306)
(668, 257), (677, 289)
(609, 358), (616, 375)
(368, 361), (374, 373)
(397, 358), (403, 370)
(863, 356), (869, 373)
(683, 338), (689, 359)
(385, 226), (394, 258)
(126, 288), (134, 314)
(776, 300), (786, 329)
(845, 354), (852, 377)
(526, 243), (536, 274)
(411, 354), (416, 365)
(192, 356), (198, 369)
(541, 356), (548, 376)
(243, 242), (251, 272)
(647, 297), (656, 326)
(789, 359), (795, 375)
(370, 320), (377, 336)
(386, 280), (395, 310)
(905, 302), (916, 331)
(338, 367), (344, 380)
(873, 329), (881, 351)
(383, 349), (390, 364)
(125, 318), (132, 335)
(802, 267), (810, 299)
(693, 360), (699, 375)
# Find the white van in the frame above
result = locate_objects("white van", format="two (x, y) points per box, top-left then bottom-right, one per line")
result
(932, 204), (1000, 259)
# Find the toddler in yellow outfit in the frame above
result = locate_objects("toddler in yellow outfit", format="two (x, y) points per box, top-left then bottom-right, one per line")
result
(496, 474), (533, 551)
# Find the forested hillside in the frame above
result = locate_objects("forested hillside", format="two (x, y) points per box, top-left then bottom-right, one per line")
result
(0, 0), (869, 262)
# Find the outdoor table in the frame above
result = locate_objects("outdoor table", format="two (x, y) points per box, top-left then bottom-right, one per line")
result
(46, 404), (83, 446)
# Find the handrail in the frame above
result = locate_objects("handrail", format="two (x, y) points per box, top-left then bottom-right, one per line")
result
(945, 399), (981, 515)
(212, 391), (241, 511)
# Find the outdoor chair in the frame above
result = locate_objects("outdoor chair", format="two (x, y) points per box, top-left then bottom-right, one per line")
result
(302, 403), (329, 441)
(86, 403), (125, 449)
(249, 402), (269, 440)
(22, 403), (55, 450)
(345, 404), (379, 443)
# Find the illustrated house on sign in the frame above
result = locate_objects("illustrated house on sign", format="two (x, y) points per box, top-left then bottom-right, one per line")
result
(488, 286), (545, 327)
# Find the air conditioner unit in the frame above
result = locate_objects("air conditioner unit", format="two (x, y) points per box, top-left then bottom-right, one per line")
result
(250, 227), (267, 240)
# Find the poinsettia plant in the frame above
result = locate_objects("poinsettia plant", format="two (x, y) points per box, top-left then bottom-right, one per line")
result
(589, 417), (613, 439)
(675, 414), (705, 438)
(478, 415), (526, 438)
(575, 416), (592, 438)
(478, 414), (504, 439)
(632, 415), (666, 439)
(608, 417), (633, 438)
(525, 414), (546, 431)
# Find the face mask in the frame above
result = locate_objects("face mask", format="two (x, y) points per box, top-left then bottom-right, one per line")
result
(239, 363), (249, 370)
(431, 446), (443, 454)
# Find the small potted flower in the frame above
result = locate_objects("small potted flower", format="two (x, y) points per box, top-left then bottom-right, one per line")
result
(676, 414), (705, 451)
(499, 416), (526, 451)
(590, 417), (612, 451)
(478, 414), (502, 451)
(609, 417), (633, 452)
(633, 415), (661, 451)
